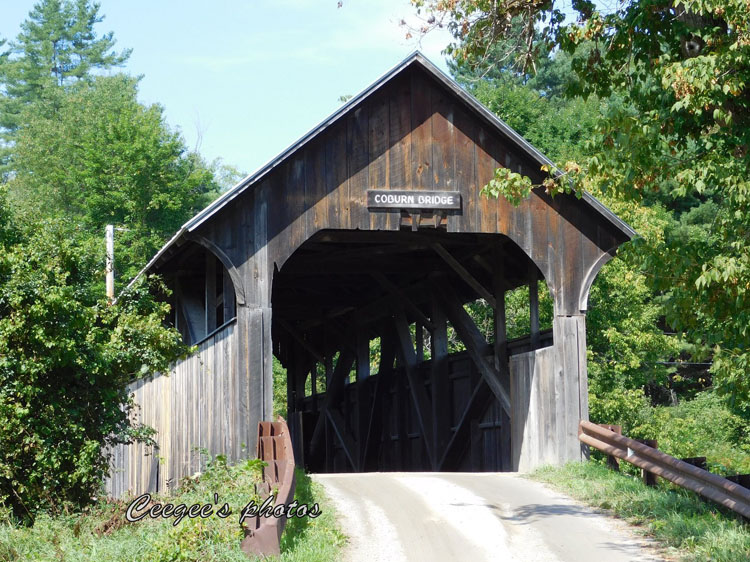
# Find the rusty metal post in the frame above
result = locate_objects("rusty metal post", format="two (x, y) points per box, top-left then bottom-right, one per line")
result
(636, 439), (659, 486)
(597, 424), (622, 471)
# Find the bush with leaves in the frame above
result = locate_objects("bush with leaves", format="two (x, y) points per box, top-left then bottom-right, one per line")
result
(0, 206), (189, 522)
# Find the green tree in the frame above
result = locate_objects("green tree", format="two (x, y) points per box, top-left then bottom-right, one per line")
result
(0, 199), (190, 522)
(418, 0), (750, 408)
(0, 0), (130, 134)
(8, 75), (220, 281)
(448, 37), (683, 406)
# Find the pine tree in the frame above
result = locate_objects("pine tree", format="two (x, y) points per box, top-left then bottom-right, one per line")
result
(0, 0), (131, 133)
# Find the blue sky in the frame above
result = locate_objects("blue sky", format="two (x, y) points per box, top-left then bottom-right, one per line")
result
(1, 0), (453, 176)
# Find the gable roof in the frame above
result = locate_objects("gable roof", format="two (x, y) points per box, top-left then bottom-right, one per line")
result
(134, 51), (635, 285)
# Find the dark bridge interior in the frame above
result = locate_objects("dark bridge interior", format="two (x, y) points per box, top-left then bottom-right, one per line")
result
(271, 228), (552, 473)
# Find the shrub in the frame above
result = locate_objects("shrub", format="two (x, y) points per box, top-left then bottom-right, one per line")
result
(0, 217), (188, 522)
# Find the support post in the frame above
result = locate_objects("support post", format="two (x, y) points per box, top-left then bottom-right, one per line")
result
(205, 253), (217, 334)
(355, 327), (370, 467)
(430, 292), (450, 463)
(493, 260), (511, 471)
(105, 225), (115, 303)
(529, 264), (540, 350)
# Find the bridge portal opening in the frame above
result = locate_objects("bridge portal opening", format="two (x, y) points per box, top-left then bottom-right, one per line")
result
(271, 228), (552, 473)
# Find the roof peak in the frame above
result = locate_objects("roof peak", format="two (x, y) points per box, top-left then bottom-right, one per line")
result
(129, 51), (634, 289)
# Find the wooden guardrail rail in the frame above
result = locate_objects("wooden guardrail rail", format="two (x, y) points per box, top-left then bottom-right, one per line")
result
(241, 416), (297, 557)
(579, 420), (750, 519)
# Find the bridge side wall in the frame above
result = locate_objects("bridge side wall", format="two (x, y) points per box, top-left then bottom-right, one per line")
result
(510, 315), (587, 472)
(105, 321), (243, 498)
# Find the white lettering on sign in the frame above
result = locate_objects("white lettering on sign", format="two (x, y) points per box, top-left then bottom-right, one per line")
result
(373, 194), (416, 205)
(366, 190), (461, 210)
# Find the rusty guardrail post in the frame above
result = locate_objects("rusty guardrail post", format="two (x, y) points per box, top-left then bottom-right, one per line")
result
(240, 416), (297, 557)
(596, 424), (622, 471)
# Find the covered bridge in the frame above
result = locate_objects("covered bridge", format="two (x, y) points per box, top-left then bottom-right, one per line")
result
(106, 52), (634, 497)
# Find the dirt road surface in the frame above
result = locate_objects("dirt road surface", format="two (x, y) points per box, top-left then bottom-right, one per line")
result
(314, 472), (664, 562)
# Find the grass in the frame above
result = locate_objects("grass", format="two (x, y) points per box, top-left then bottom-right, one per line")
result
(0, 458), (345, 562)
(530, 461), (750, 562)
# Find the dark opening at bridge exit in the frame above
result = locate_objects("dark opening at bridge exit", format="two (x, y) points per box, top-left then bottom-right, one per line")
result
(273, 229), (553, 473)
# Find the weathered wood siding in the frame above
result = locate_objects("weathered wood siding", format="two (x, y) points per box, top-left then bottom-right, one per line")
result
(105, 321), (242, 498)
(510, 315), (588, 471)
(196, 65), (627, 315)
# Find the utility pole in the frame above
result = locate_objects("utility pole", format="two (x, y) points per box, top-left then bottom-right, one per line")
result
(106, 224), (115, 303)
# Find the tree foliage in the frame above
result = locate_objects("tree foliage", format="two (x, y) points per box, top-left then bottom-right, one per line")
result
(0, 198), (190, 521)
(418, 0), (750, 407)
(0, 3), (214, 522)
(0, 0), (130, 134)
(7, 75), (220, 280)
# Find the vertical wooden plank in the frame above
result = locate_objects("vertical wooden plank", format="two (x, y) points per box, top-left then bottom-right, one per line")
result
(410, 70), (432, 191)
(368, 95), (389, 230)
(431, 84), (455, 191)
(163, 366), (171, 493)
(191, 352), (197, 474)
(168, 366), (176, 493)
(451, 106), (477, 232)
(305, 140), (328, 238)
(553, 316), (567, 464)
(388, 75), (411, 230)
(203, 337), (212, 469)
(529, 265), (540, 349)
(476, 126), (498, 233)
(509, 354), (524, 471)
(223, 324), (233, 459)
(347, 104), (370, 230)
(528, 192), (551, 280)
(147, 378), (158, 493)
(206, 335), (214, 465)
(181, 355), (189, 477)
(577, 315), (589, 424)
(325, 122), (350, 229)
(212, 331), (221, 464)
(205, 253), (216, 334)
(543, 348), (557, 464)
(564, 316), (583, 460)
(288, 156), (307, 251)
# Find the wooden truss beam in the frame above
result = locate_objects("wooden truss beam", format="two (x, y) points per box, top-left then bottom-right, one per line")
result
(278, 318), (325, 363)
(372, 272), (434, 331)
(327, 407), (359, 471)
(361, 322), (397, 470)
(431, 242), (496, 308)
(430, 278), (511, 416)
(309, 349), (355, 456)
(439, 377), (494, 470)
(393, 312), (436, 470)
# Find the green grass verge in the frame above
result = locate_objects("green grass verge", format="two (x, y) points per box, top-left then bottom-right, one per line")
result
(530, 461), (750, 562)
(0, 459), (345, 562)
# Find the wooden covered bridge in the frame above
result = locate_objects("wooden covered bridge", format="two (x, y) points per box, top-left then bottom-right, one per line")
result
(106, 52), (634, 497)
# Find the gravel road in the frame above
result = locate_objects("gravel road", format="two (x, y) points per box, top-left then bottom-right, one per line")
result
(313, 472), (665, 562)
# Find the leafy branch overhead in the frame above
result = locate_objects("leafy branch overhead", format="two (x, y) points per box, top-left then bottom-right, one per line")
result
(417, 0), (750, 404)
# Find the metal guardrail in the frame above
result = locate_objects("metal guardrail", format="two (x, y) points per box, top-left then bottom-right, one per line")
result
(241, 416), (297, 557)
(579, 420), (750, 519)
